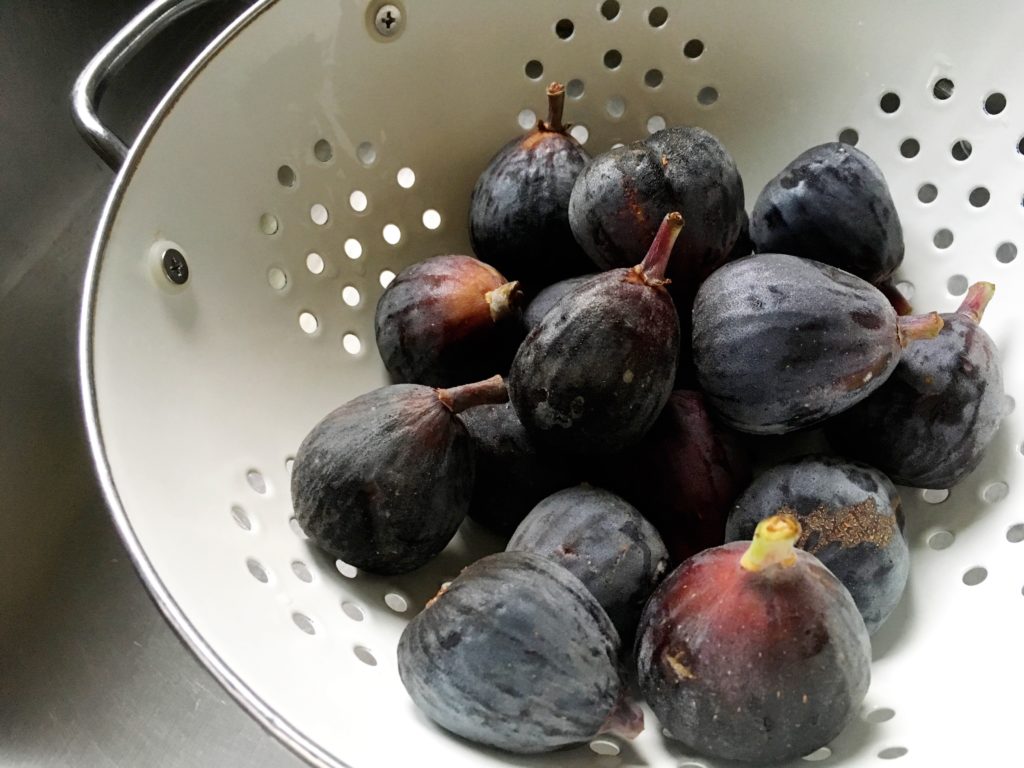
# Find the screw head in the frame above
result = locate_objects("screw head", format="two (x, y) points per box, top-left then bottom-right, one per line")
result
(162, 248), (189, 285)
(374, 4), (402, 37)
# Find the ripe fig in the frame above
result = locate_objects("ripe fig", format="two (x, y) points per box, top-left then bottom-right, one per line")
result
(636, 514), (871, 763)
(469, 82), (593, 290)
(692, 254), (944, 434)
(726, 456), (908, 634)
(509, 213), (682, 454)
(507, 485), (669, 643)
(593, 390), (751, 563)
(398, 551), (644, 753)
(568, 125), (745, 294)
(750, 142), (904, 285)
(828, 282), (1005, 488)
(522, 273), (597, 331)
(459, 402), (580, 537)
(291, 376), (508, 575)
(374, 255), (524, 387)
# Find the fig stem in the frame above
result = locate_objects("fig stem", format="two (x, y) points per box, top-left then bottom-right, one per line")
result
(436, 375), (508, 414)
(599, 692), (645, 741)
(896, 312), (944, 347)
(637, 212), (685, 285)
(542, 82), (566, 133)
(739, 514), (801, 572)
(484, 281), (523, 322)
(956, 282), (995, 325)
(877, 279), (914, 316)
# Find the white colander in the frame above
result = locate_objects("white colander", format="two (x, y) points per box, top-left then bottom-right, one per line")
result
(75, 0), (1023, 765)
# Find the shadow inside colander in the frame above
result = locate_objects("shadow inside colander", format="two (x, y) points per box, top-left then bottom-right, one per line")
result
(870, 571), (913, 663)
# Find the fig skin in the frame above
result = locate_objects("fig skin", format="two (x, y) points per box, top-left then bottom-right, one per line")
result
(398, 551), (644, 754)
(374, 255), (524, 387)
(459, 402), (580, 537)
(593, 390), (751, 563)
(509, 213), (683, 454)
(291, 377), (508, 575)
(470, 82), (593, 291)
(726, 455), (908, 635)
(523, 273), (597, 331)
(692, 253), (944, 434)
(636, 515), (871, 764)
(507, 485), (669, 643)
(750, 142), (904, 285)
(828, 282), (1005, 488)
(568, 125), (745, 293)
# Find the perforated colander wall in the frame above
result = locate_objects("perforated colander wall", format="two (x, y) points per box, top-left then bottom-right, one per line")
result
(85, 1), (1023, 766)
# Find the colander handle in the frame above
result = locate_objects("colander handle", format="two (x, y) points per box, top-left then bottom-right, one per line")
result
(71, 0), (225, 171)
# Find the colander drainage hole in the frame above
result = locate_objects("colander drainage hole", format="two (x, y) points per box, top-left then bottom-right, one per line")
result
(697, 86), (718, 106)
(555, 18), (574, 40)
(566, 79), (584, 99)
(647, 115), (666, 134)
(683, 38), (704, 59)
(422, 209), (441, 230)
(648, 6), (668, 27)
(1017, 136), (1024, 155)
(606, 96), (626, 119)
(899, 138), (919, 158)
(354, 646), (377, 666)
(524, 59), (543, 79)
(878, 747), (908, 760)
(299, 311), (319, 334)
(277, 165), (296, 187)
(983, 481), (1008, 503)
(349, 190), (368, 213)
(600, 1), (619, 21)
(306, 252), (325, 275)
(984, 92), (1006, 115)
(589, 738), (620, 756)
(246, 558), (269, 583)
(267, 267), (288, 290)
(570, 125), (589, 144)
(341, 601), (365, 621)
(917, 183), (938, 203)
(645, 69), (663, 88)
(933, 77), (954, 100)
(838, 128), (859, 146)
(865, 707), (895, 724)
(342, 333), (362, 355)
(259, 213), (279, 235)
(802, 746), (831, 762)
(880, 92), (900, 114)
(951, 139), (972, 161)
(246, 469), (268, 494)
(922, 488), (949, 504)
(314, 139), (333, 162)
(285, 456), (295, 474)
(231, 505), (252, 531)
(927, 530), (955, 550)
(385, 592), (409, 612)
(996, 242), (1017, 263)
(382, 224), (402, 245)
(342, 286), (361, 307)
(895, 281), (914, 300)
(344, 238), (363, 260)
(336, 560), (358, 578)
(1006, 524), (1024, 543)
(947, 275), (968, 296)
(310, 204), (329, 226)
(962, 566), (988, 586)
(356, 141), (376, 166)
(933, 229), (954, 250)
(288, 517), (307, 539)
(517, 108), (537, 130)
(379, 270), (396, 288)
(291, 561), (313, 583)
(969, 187), (990, 207)
(292, 612), (316, 635)
(603, 49), (622, 69)
(397, 167), (416, 188)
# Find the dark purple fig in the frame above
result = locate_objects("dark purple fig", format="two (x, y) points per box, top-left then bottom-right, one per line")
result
(693, 254), (944, 434)
(636, 514), (870, 764)
(291, 376), (508, 575)
(459, 402), (580, 537)
(398, 551), (644, 753)
(374, 255), (524, 387)
(522, 273), (597, 331)
(593, 390), (751, 563)
(828, 282), (1005, 488)
(507, 485), (669, 643)
(750, 142), (904, 285)
(568, 126), (745, 295)
(509, 213), (683, 454)
(469, 82), (593, 291)
(727, 208), (754, 261)
(726, 455), (908, 635)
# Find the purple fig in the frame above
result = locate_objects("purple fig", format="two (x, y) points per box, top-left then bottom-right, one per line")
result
(522, 273), (597, 331)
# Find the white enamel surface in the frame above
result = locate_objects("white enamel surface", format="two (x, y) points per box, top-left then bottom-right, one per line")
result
(84, 1), (1023, 766)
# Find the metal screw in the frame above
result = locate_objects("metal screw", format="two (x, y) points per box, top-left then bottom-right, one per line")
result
(374, 4), (402, 37)
(162, 248), (189, 285)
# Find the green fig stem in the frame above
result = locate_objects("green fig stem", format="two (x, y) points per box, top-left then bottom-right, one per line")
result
(740, 514), (801, 572)
(541, 81), (566, 133)
(436, 375), (508, 414)
(896, 312), (944, 347)
(484, 281), (523, 322)
(636, 212), (684, 285)
(957, 281), (995, 325)
(599, 692), (645, 741)
(877, 279), (914, 316)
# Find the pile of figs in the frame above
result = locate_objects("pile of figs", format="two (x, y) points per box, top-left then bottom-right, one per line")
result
(290, 84), (1006, 763)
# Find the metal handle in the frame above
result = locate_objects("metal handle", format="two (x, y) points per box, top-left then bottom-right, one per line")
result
(71, 0), (224, 171)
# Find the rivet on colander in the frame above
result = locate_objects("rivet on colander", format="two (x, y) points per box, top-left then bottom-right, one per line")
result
(161, 247), (188, 285)
(373, 4), (402, 37)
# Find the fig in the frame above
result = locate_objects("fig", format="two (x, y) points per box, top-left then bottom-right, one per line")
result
(750, 142), (904, 285)
(522, 273), (597, 331)
(291, 376), (508, 575)
(593, 390), (751, 563)
(398, 551), (644, 753)
(509, 213), (682, 454)
(507, 485), (669, 642)
(568, 125), (745, 294)
(692, 253), (944, 434)
(374, 255), (524, 387)
(828, 282), (1005, 488)
(636, 514), (871, 763)
(459, 402), (579, 537)
(726, 456), (908, 634)
(469, 82), (593, 290)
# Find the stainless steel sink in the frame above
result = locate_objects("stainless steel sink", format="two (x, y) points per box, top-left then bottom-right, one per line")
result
(0, 3), (305, 765)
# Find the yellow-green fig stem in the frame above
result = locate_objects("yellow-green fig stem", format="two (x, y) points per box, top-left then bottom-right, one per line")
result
(740, 514), (801, 572)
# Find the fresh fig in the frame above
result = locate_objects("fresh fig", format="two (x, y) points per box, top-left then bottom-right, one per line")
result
(726, 455), (908, 634)
(398, 551), (644, 753)
(469, 82), (592, 290)
(636, 514), (871, 763)
(507, 485), (669, 643)
(522, 273), (597, 331)
(374, 255), (524, 387)
(692, 254), (944, 434)
(291, 376), (508, 575)
(828, 282), (1005, 488)
(509, 213), (682, 454)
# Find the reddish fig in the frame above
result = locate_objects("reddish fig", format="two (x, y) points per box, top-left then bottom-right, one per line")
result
(509, 213), (682, 454)
(291, 376), (508, 575)
(470, 82), (593, 290)
(374, 255), (524, 387)
(636, 514), (871, 763)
